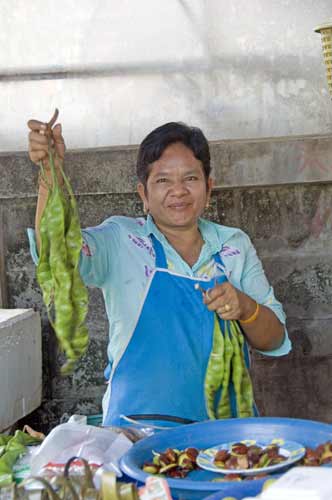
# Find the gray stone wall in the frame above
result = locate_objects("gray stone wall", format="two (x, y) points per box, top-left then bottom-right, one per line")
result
(1, 134), (332, 430)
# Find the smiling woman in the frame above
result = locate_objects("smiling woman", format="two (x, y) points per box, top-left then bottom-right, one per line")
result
(137, 141), (213, 265)
(27, 116), (291, 426)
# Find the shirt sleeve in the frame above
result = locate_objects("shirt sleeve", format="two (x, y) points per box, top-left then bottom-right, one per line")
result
(27, 218), (120, 289)
(79, 220), (120, 287)
(240, 233), (291, 357)
(27, 228), (39, 266)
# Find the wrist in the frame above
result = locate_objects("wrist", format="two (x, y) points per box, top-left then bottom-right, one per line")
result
(239, 301), (260, 325)
(38, 165), (64, 189)
(239, 296), (257, 321)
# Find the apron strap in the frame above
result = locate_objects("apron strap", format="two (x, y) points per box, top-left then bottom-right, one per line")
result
(150, 234), (168, 269)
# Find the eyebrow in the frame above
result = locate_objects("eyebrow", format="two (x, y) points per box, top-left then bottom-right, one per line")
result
(152, 168), (202, 177)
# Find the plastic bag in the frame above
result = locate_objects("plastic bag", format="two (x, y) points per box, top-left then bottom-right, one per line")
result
(30, 423), (133, 478)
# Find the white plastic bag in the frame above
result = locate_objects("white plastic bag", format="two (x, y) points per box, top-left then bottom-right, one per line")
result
(30, 423), (132, 477)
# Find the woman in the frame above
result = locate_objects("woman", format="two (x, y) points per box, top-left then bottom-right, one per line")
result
(27, 117), (291, 426)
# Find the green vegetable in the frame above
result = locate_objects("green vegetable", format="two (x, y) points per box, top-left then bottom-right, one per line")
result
(37, 112), (89, 375)
(216, 319), (233, 419)
(204, 317), (254, 419)
(229, 320), (244, 414)
(0, 431), (42, 487)
(204, 314), (225, 419)
(231, 320), (254, 417)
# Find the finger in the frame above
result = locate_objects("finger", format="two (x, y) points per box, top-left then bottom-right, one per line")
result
(29, 147), (50, 161)
(52, 123), (63, 141)
(217, 303), (231, 315)
(27, 109), (59, 131)
(27, 119), (47, 132)
(29, 150), (48, 163)
(52, 123), (65, 159)
(29, 130), (50, 146)
(205, 288), (233, 310)
(204, 287), (217, 302)
(203, 284), (226, 304)
(205, 296), (223, 311)
(218, 305), (241, 320)
(217, 282), (229, 294)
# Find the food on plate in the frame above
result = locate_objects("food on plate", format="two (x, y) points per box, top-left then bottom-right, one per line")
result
(213, 442), (287, 470)
(142, 447), (199, 478)
(141, 440), (332, 482)
(300, 441), (332, 466)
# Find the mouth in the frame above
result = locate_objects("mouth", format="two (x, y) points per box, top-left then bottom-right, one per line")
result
(168, 202), (190, 210)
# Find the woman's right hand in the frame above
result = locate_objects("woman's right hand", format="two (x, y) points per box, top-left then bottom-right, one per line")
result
(27, 110), (65, 168)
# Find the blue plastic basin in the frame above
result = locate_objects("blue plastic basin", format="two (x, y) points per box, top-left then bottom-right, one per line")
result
(119, 417), (332, 500)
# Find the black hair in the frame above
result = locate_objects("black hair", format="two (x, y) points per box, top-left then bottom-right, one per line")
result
(136, 122), (211, 187)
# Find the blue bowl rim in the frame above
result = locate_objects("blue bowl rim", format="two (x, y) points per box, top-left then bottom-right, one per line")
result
(119, 416), (332, 493)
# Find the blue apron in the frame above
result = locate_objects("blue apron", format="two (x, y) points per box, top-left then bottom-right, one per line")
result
(104, 235), (253, 426)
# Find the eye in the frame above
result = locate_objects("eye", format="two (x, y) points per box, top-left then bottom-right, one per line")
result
(156, 177), (168, 183)
(186, 175), (198, 181)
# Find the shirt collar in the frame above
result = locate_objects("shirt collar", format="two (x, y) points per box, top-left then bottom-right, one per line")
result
(143, 214), (239, 254)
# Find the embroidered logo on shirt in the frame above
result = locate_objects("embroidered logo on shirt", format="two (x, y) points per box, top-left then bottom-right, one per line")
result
(82, 240), (93, 257)
(135, 217), (145, 227)
(144, 265), (154, 278)
(220, 245), (240, 257)
(128, 234), (155, 258)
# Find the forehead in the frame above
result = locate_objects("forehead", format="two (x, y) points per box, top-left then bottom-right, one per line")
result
(149, 142), (203, 174)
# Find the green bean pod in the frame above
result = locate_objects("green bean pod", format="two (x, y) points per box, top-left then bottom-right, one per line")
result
(204, 313), (225, 419)
(61, 169), (89, 356)
(229, 320), (245, 416)
(216, 320), (233, 419)
(36, 191), (53, 310)
(231, 321), (254, 416)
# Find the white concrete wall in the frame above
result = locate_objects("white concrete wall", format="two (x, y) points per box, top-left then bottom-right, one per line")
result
(0, 309), (42, 431)
(1, 0), (332, 152)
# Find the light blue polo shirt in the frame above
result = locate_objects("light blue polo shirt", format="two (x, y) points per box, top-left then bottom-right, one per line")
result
(27, 215), (291, 371)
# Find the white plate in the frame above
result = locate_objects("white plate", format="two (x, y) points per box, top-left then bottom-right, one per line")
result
(197, 439), (305, 476)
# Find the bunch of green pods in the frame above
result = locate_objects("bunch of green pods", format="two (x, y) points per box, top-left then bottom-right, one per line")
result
(37, 147), (89, 375)
(204, 315), (254, 419)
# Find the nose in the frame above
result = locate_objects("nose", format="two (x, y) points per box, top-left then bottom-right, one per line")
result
(170, 179), (189, 196)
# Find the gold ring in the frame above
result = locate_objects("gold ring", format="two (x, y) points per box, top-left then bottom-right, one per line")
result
(224, 304), (231, 312)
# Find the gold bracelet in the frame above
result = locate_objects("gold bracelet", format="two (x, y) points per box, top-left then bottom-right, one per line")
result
(239, 302), (260, 325)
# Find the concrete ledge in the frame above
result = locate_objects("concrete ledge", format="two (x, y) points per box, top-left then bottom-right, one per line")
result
(1, 133), (332, 198)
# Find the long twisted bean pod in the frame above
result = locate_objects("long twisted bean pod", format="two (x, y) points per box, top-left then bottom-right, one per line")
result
(231, 320), (254, 416)
(216, 319), (233, 419)
(204, 313), (225, 419)
(229, 320), (247, 416)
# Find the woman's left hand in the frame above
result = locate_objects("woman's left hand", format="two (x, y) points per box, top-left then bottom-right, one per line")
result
(203, 282), (253, 321)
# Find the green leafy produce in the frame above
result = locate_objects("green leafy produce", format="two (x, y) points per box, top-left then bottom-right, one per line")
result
(0, 431), (42, 487)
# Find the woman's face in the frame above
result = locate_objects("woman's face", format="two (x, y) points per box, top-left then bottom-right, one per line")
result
(137, 142), (213, 233)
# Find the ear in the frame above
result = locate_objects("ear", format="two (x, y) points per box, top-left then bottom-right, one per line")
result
(137, 183), (148, 210)
(207, 177), (214, 200)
